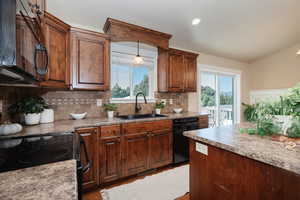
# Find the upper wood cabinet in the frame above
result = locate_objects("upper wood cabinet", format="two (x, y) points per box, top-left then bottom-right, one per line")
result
(70, 28), (110, 90)
(16, 16), (37, 78)
(168, 50), (185, 92)
(40, 12), (71, 88)
(158, 48), (199, 93)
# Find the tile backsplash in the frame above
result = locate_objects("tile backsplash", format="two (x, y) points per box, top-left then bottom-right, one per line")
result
(0, 87), (188, 123)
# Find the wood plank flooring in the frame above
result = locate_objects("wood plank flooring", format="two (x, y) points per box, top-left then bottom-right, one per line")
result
(83, 164), (189, 200)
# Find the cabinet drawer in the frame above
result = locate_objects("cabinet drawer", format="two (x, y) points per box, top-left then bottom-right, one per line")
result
(100, 125), (121, 138)
(122, 120), (172, 135)
(122, 122), (150, 135)
(145, 120), (172, 132)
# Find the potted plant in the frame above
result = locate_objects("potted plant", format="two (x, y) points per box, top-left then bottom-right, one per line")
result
(103, 103), (117, 118)
(155, 101), (165, 114)
(8, 97), (46, 125)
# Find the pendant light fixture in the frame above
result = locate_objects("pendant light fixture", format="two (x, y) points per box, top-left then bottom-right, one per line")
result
(133, 40), (144, 65)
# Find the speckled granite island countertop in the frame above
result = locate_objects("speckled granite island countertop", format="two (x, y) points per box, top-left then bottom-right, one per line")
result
(0, 112), (208, 139)
(183, 124), (300, 175)
(0, 160), (77, 200)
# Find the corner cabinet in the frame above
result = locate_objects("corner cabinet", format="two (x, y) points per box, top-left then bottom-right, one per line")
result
(70, 28), (110, 90)
(158, 48), (199, 93)
(40, 12), (71, 88)
(76, 128), (99, 190)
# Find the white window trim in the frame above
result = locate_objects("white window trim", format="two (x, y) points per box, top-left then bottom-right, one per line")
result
(199, 64), (241, 124)
(110, 42), (158, 104)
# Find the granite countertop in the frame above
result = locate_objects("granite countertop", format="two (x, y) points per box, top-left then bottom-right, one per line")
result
(183, 123), (300, 175)
(0, 160), (77, 200)
(0, 112), (208, 140)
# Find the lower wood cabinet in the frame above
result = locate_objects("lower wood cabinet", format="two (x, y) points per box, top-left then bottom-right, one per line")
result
(75, 127), (99, 190)
(98, 120), (173, 185)
(149, 129), (173, 168)
(76, 122), (172, 189)
(99, 125), (122, 183)
(122, 132), (150, 176)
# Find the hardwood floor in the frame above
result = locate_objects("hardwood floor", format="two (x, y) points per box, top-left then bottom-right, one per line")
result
(83, 164), (189, 200)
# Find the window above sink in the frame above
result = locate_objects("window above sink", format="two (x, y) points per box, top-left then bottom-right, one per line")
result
(110, 42), (157, 103)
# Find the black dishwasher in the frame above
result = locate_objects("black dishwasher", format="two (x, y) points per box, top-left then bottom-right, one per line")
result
(173, 117), (199, 164)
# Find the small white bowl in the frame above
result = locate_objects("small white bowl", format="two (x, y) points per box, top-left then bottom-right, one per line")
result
(173, 108), (183, 114)
(70, 112), (87, 120)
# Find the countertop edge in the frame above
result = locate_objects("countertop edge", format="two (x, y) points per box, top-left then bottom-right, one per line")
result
(183, 129), (300, 176)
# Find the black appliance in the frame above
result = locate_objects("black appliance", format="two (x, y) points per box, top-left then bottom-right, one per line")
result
(0, 133), (90, 200)
(173, 117), (199, 164)
(0, 0), (48, 84)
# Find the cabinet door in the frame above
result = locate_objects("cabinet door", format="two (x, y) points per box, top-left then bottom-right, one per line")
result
(185, 55), (197, 92)
(76, 128), (99, 190)
(71, 28), (110, 90)
(100, 137), (122, 183)
(149, 129), (173, 168)
(16, 16), (37, 78)
(41, 12), (70, 88)
(122, 132), (150, 176)
(168, 52), (185, 92)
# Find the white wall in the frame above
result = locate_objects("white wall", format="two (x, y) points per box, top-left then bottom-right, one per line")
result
(249, 42), (300, 90)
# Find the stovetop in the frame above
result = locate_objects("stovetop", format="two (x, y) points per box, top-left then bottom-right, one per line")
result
(0, 132), (80, 173)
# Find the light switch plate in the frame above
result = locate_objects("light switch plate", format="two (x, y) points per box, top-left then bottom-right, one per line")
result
(196, 142), (208, 155)
(96, 99), (102, 107)
(169, 99), (173, 105)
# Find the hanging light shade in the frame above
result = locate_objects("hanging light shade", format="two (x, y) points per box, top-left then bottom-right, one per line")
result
(133, 40), (144, 65)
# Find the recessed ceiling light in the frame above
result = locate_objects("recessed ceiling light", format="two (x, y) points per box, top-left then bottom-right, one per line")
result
(192, 18), (201, 26)
(297, 50), (300, 55)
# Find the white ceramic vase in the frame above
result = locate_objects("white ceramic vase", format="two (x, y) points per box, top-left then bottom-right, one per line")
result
(24, 113), (41, 125)
(273, 115), (293, 135)
(155, 109), (161, 114)
(40, 109), (54, 124)
(108, 111), (114, 119)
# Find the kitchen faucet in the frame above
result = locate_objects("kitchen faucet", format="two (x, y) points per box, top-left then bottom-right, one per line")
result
(135, 92), (147, 113)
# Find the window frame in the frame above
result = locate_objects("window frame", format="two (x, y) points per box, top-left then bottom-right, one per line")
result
(110, 42), (158, 103)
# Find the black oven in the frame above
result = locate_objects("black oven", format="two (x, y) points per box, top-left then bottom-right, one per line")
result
(0, 133), (90, 200)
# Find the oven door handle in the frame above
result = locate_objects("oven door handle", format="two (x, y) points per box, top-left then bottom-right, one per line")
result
(79, 136), (91, 174)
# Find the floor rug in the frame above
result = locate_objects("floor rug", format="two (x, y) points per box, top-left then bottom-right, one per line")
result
(101, 165), (189, 200)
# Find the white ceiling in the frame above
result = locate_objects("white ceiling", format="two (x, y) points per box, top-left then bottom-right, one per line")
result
(47, 0), (300, 63)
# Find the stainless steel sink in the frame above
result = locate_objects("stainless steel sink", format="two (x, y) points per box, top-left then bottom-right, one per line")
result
(117, 114), (168, 120)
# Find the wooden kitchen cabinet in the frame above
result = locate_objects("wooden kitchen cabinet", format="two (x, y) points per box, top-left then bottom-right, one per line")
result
(76, 127), (99, 190)
(121, 120), (172, 176)
(99, 125), (122, 183)
(122, 131), (150, 176)
(40, 12), (70, 88)
(158, 48), (198, 92)
(70, 28), (110, 90)
(184, 54), (198, 92)
(149, 128), (173, 168)
(16, 15), (37, 78)
(168, 50), (185, 92)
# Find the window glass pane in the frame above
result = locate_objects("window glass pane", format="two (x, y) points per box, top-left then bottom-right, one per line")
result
(201, 73), (216, 107)
(133, 67), (150, 96)
(111, 65), (130, 98)
(219, 75), (234, 125)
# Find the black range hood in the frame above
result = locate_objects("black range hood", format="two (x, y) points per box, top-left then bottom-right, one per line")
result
(0, 0), (43, 85)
